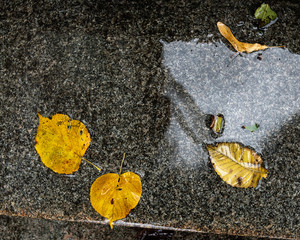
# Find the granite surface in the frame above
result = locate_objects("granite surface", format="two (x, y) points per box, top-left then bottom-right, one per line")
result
(1, 0), (299, 239)
(0, 215), (275, 240)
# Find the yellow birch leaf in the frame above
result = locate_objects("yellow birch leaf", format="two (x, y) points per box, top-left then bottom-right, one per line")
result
(217, 21), (283, 53)
(90, 172), (142, 229)
(35, 113), (91, 174)
(207, 142), (268, 188)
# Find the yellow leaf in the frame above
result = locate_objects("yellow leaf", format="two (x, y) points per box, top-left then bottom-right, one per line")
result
(207, 142), (268, 188)
(90, 172), (142, 229)
(217, 21), (283, 53)
(35, 113), (91, 174)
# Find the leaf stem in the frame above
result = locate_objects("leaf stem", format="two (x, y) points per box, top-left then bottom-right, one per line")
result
(82, 158), (101, 172)
(268, 45), (285, 49)
(119, 153), (126, 176)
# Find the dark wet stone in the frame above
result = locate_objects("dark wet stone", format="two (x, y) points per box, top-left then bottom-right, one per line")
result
(0, 0), (299, 239)
(0, 215), (283, 240)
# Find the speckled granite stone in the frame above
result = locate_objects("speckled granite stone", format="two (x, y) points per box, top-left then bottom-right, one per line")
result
(0, 215), (282, 240)
(0, 0), (299, 239)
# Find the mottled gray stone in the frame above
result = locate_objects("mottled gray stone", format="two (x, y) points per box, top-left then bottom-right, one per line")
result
(0, 0), (299, 239)
(0, 215), (280, 240)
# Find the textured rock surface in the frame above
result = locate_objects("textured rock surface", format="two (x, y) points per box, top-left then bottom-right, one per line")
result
(1, 0), (299, 239)
(1, 215), (272, 240)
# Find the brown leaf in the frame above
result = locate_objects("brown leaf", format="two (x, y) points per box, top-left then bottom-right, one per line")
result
(217, 22), (284, 53)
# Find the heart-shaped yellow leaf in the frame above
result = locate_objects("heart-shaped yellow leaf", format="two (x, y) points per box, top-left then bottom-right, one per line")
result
(35, 113), (91, 174)
(207, 142), (268, 188)
(90, 172), (142, 229)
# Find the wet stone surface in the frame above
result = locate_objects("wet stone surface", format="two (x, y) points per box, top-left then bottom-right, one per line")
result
(0, 0), (299, 239)
(0, 215), (274, 240)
